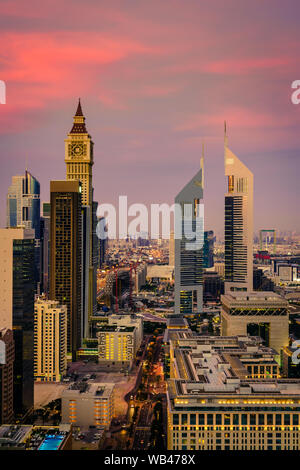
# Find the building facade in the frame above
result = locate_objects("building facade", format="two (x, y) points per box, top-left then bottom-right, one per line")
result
(221, 292), (289, 362)
(65, 100), (97, 337)
(166, 330), (300, 451)
(34, 298), (67, 382)
(40, 202), (50, 295)
(50, 180), (82, 360)
(61, 382), (115, 428)
(6, 170), (41, 291)
(0, 328), (14, 424)
(174, 157), (204, 315)
(0, 228), (35, 417)
(224, 127), (253, 293)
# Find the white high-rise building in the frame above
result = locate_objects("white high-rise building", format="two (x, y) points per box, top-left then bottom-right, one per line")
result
(224, 124), (253, 293)
(174, 157), (204, 315)
(34, 298), (67, 382)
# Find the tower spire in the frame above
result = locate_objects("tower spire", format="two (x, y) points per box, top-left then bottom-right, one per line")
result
(224, 120), (228, 148)
(201, 141), (204, 189)
(70, 98), (87, 134)
(75, 98), (83, 117)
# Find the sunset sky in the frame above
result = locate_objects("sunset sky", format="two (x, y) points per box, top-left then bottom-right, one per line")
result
(0, 0), (300, 236)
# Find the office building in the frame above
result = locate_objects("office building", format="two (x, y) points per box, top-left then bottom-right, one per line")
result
(61, 382), (115, 428)
(221, 291), (289, 361)
(6, 170), (41, 291)
(97, 314), (143, 369)
(0, 228), (35, 417)
(166, 330), (300, 450)
(0, 328), (14, 424)
(40, 202), (50, 295)
(50, 180), (82, 360)
(65, 100), (97, 336)
(224, 126), (253, 293)
(174, 157), (204, 315)
(34, 298), (67, 382)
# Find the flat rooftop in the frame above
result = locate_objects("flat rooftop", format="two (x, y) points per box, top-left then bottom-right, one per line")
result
(63, 381), (115, 399)
(166, 333), (300, 406)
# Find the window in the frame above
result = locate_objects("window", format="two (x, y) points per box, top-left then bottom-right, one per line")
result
(173, 414), (179, 425)
(190, 414), (196, 425)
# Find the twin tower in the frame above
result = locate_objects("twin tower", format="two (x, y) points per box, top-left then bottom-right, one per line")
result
(174, 126), (254, 316)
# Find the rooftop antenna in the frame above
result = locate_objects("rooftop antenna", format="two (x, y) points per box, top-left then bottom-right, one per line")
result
(201, 141), (205, 189)
(224, 120), (228, 148)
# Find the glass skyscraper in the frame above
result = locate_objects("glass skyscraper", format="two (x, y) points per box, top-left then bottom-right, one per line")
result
(6, 171), (41, 291)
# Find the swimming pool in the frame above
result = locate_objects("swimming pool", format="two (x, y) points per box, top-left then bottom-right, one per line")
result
(38, 434), (65, 451)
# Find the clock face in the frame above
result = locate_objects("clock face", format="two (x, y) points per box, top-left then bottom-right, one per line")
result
(71, 143), (84, 157)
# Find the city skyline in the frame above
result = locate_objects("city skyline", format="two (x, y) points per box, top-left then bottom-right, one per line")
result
(0, 0), (300, 235)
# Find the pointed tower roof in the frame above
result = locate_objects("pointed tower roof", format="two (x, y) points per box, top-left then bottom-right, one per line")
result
(75, 98), (83, 116)
(70, 98), (88, 134)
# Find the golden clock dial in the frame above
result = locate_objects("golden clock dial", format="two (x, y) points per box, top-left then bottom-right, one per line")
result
(71, 143), (83, 157)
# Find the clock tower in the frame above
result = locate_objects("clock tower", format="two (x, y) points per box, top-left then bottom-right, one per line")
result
(64, 100), (97, 339)
(65, 99), (93, 206)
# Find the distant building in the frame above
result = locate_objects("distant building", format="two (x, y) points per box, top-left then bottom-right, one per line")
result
(40, 202), (50, 295)
(97, 216), (107, 268)
(253, 267), (274, 291)
(0, 228), (35, 417)
(146, 265), (174, 282)
(281, 345), (300, 378)
(214, 262), (225, 278)
(0, 328), (14, 424)
(221, 291), (289, 361)
(203, 230), (214, 268)
(203, 272), (224, 302)
(61, 382), (115, 428)
(6, 170), (41, 291)
(224, 126), (253, 293)
(169, 231), (175, 266)
(50, 180), (82, 360)
(34, 298), (67, 382)
(277, 264), (300, 283)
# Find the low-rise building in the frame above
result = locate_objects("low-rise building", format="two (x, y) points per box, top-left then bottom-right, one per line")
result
(97, 314), (143, 368)
(61, 382), (114, 428)
(0, 424), (72, 450)
(221, 291), (289, 361)
(166, 331), (300, 451)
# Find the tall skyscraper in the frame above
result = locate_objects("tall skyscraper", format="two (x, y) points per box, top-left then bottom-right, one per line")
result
(6, 170), (41, 291)
(50, 181), (82, 361)
(34, 298), (67, 382)
(0, 328), (14, 424)
(174, 157), (204, 315)
(65, 100), (97, 337)
(0, 228), (35, 417)
(224, 124), (253, 293)
(40, 202), (50, 295)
